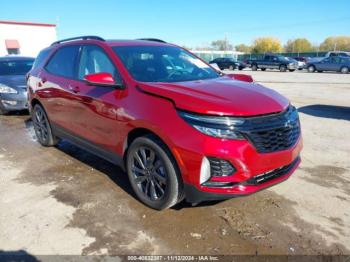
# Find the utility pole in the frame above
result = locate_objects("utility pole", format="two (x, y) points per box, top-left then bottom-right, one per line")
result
(224, 33), (228, 51)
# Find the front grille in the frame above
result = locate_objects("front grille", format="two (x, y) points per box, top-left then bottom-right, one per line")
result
(246, 157), (300, 185)
(242, 106), (301, 153)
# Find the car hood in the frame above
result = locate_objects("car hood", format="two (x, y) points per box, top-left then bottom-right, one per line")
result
(0, 75), (27, 90)
(138, 76), (289, 116)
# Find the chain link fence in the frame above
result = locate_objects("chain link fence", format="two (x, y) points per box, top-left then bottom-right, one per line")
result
(237, 52), (327, 61)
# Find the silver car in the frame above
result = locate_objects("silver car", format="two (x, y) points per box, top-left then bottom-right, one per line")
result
(0, 56), (34, 115)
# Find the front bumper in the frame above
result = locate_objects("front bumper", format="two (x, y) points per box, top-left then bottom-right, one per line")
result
(184, 156), (301, 203)
(170, 107), (303, 203)
(287, 63), (297, 70)
(0, 92), (28, 111)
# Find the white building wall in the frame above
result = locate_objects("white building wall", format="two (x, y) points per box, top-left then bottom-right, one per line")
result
(0, 23), (57, 57)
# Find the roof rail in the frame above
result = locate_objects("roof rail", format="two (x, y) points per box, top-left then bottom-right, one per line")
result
(137, 38), (167, 43)
(51, 36), (105, 46)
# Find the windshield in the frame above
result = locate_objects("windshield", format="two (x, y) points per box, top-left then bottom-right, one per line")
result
(113, 46), (220, 82)
(0, 60), (34, 76)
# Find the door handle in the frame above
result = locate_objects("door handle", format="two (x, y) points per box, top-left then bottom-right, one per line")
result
(68, 85), (80, 93)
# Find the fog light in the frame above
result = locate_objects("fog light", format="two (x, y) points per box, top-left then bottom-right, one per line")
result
(200, 157), (211, 184)
(208, 157), (236, 177)
(2, 100), (17, 106)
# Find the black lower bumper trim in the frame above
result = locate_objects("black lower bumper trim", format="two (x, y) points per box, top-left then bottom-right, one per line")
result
(184, 157), (300, 203)
(184, 184), (240, 204)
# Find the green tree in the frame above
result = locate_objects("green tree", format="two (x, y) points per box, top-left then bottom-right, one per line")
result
(235, 44), (251, 53)
(284, 38), (314, 52)
(251, 37), (282, 54)
(211, 39), (233, 51)
(319, 36), (350, 51)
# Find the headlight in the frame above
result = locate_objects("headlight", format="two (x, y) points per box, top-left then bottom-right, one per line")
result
(0, 84), (18, 94)
(178, 111), (245, 140)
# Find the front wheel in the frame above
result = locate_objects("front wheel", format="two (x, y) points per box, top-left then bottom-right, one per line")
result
(126, 135), (183, 210)
(340, 67), (349, 74)
(0, 107), (9, 115)
(32, 104), (59, 146)
(289, 69), (295, 72)
(308, 65), (316, 73)
(261, 68), (266, 71)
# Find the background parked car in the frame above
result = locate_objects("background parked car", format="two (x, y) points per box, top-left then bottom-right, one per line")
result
(287, 57), (304, 70)
(325, 51), (350, 58)
(209, 57), (246, 70)
(306, 56), (350, 73)
(250, 54), (298, 72)
(0, 56), (34, 115)
(292, 57), (308, 70)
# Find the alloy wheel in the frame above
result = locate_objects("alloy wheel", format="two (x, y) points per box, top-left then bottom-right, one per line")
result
(33, 107), (49, 142)
(131, 146), (167, 201)
(341, 67), (349, 74)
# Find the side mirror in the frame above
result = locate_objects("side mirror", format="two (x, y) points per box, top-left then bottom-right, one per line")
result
(226, 73), (254, 83)
(84, 72), (123, 88)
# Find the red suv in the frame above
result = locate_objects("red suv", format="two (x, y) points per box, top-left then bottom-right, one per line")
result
(27, 36), (302, 210)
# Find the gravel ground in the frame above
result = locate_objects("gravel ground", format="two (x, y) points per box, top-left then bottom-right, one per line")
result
(0, 70), (349, 257)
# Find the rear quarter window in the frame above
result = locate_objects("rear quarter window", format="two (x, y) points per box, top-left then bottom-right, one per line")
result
(32, 49), (52, 70)
(45, 45), (80, 78)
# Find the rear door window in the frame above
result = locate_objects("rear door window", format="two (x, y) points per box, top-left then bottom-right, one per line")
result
(45, 45), (80, 78)
(78, 45), (122, 84)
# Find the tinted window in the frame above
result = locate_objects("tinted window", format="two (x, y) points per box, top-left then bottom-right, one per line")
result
(113, 45), (219, 83)
(32, 49), (51, 70)
(46, 45), (80, 78)
(0, 59), (34, 75)
(78, 45), (121, 83)
(333, 57), (341, 63)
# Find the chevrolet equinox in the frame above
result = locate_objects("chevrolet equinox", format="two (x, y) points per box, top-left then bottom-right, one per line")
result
(27, 36), (302, 210)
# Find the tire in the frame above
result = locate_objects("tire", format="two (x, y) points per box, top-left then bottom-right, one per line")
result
(340, 67), (349, 74)
(0, 107), (9, 115)
(126, 135), (183, 210)
(308, 65), (316, 73)
(32, 104), (59, 147)
(317, 70), (323, 73)
(261, 68), (266, 71)
(251, 64), (258, 71)
(289, 69), (295, 72)
(238, 66), (244, 70)
(279, 65), (287, 72)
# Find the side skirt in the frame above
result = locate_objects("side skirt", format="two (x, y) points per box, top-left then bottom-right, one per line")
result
(52, 124), (125, 170)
